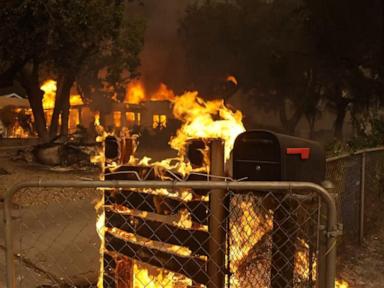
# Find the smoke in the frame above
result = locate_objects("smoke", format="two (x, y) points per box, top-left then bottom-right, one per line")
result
(128, 0), (194, 94)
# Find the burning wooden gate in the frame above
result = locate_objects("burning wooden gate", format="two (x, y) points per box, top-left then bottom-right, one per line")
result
(100, 136), (325, 288)
(102, 140), (228, 288)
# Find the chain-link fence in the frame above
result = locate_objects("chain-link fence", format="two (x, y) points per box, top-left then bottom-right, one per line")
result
(103, 187), (321, 288)
(326, 147), (384, 244)
(0, 185), (101, 287)
(2, 180), (337, 288)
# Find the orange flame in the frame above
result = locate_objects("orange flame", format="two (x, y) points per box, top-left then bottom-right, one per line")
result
(125, 80), (146, 104)
(336, 279), (349, 288)
(125, 81), (175, 104)
(97, 80), (247, 287)
(151, 83), (175, 101)
(41, 80), (84, 110)
(226, 75), (238, 85)
(170, 91), (245, 161)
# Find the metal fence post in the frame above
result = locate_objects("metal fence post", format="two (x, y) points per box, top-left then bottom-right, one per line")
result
(320, 180), (338, 288)
(208, 139), (226, 288)
(359, 152), (366, 243)
(4, 183), (24, 288)
(321, 180), (338, 288)
(318, 184), (328, 288)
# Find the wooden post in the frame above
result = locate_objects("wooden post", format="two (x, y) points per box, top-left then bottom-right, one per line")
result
(208, 139), (226, 288)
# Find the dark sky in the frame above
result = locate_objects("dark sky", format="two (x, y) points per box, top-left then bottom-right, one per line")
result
(129, 0), (194, 93)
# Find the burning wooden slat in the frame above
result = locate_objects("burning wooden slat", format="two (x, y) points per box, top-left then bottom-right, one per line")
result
(104, 190), (209, 225)
(105, 231), (209, 285)
(103, 246), (135, 288)
(105, 210), (209, 256)
(105, 165), (155, 181)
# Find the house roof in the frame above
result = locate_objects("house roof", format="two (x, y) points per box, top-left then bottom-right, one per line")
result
(0, 94), (30, 108)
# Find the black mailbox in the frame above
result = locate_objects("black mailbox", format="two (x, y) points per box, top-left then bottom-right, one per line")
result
(233, 130), (325, 184)
(233, 130), (325, 287)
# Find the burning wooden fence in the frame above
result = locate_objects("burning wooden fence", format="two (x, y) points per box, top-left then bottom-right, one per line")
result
(99, 136), (323, 288)
(102, 140), (227, 288)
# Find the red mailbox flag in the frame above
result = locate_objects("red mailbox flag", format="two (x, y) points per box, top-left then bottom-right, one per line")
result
(286, 148), (310, 160)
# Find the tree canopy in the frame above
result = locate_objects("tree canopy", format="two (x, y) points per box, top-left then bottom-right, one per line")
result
(180, 0), (384, 138)
(0, 0), (145, 140)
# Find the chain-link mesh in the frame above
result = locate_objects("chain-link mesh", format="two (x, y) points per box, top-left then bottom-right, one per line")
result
(3, 180), (328, 288)
(101, 177), (322, 288)
(3, 185), (101, 287)
(326, 155), (362, 242)
(326, 149), (384, 244)
(228, 191), (320, 288)
(364, 150), (384, 234)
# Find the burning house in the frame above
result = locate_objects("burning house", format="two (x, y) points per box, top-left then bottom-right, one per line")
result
(102, 100), (173, 134)
(0, 92), (30, 138)
(0, 79), (176, 140)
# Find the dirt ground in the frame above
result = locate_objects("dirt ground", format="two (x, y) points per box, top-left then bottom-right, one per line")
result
(1, 145), (384, 287)
(0, 146), (101, 287)
(0, 146), (99, 197)
(338, 220), (384, 287)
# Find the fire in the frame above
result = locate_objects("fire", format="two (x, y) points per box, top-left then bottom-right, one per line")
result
(336, 279), (349, 288)
(125, 81), (175, 104)
(97, 80), (246, 287)
(41, 79), (84, 110)
(96, 196), (106, 288)
(226, 75), (238, 86)
(125, 80), (244, 161)
(125, 80), (145, 104)
(170, 91), (245, 161)
(9, 122), (30, 138)
(151, 83), (175, 101)
(133, 263), (175, 288)
(230, 201), (273, 271)
(295, 239), (317, 281)
(94, 112), (101, 126)
(41, 80), (56, 110)
(69, 94), (84, 106)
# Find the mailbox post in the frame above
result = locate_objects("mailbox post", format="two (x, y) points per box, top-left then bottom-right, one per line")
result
(233, 130), (325, 287)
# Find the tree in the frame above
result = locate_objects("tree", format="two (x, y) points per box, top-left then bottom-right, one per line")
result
(77, 14), (146, 115)
(306, 0), (382, 139)
(0, 0), (145, 140)
(180, 0), (322, 135)
(180, 0), (384, 139)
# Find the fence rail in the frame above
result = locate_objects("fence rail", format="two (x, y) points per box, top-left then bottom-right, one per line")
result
(3, 180), (337, 288)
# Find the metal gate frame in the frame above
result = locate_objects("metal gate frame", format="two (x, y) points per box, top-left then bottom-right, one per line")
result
(3, 180), (338, 288)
